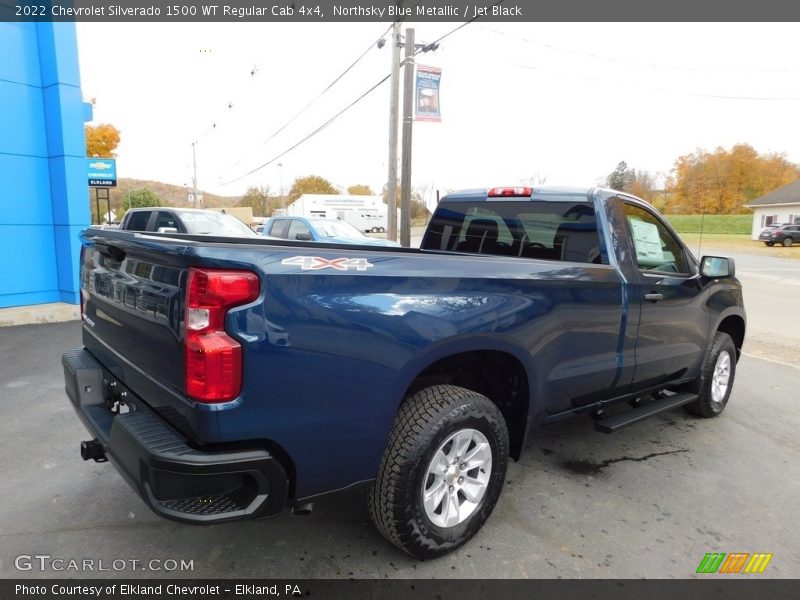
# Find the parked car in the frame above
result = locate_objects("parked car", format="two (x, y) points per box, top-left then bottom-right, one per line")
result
(263, 216), (400, 246)
(119, 207), (258, 238)
(65, 186), (744, 559)
(759, 223), (800, 246)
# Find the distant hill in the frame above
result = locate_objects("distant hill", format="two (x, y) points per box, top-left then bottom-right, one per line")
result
(91, 178), (242, 220)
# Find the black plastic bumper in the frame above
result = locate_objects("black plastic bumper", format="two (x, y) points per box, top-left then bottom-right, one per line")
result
(62, 347), (289, 524)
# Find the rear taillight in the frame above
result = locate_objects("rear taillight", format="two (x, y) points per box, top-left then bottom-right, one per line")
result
(184, 268), (259, 403)
(488, 187), (533, 198)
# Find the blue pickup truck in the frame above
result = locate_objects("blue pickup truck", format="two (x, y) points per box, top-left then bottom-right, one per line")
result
(63, 186), (745, 558)
(262, 215), (399, 246)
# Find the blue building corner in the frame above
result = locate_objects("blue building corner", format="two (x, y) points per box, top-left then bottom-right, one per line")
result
(0, 22), (93, 309)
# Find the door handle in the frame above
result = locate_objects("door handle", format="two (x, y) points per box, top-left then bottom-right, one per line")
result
(644, 292), (664, 302)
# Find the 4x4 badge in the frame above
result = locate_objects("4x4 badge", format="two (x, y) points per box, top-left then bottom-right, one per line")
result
(281, 256), (374, 271)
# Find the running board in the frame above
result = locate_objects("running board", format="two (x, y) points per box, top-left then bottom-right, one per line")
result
(594, 393), (697, 434)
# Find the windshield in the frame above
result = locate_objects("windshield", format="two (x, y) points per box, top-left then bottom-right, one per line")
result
(177, 211), (256, 237)
(313, 219), (368, 239)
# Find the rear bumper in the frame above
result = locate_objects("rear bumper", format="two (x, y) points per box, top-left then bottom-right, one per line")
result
(62, 347), (289, 524)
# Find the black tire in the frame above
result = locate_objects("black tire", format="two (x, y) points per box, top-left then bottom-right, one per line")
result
(765, 242), (774, 247)
(683, 332), (737, 418)
(783, 237), (793, 247)
(368, 385), (509, 559)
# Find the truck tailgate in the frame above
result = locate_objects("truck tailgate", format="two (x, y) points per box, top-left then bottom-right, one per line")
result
(81, 231), (188, 398)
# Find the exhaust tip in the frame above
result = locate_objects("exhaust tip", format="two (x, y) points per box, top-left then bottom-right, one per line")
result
(80, 439), (107, 462)
(292, 502), (313, 516)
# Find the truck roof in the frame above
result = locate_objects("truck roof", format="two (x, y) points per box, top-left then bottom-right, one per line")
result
(440, 186), (592, 203)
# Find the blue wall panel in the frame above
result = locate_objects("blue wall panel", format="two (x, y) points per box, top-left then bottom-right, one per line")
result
(0, 155), (53, 225)
(53, 225), (84, 303)
(50, 156), (89, 225)
(0, 225), (58, 298)
(0, 23), (42, 87)
(0, 22), (90, 309)
(0, 79), (48, 157)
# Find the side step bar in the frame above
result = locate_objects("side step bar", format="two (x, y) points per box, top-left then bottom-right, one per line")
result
(595, 393), (697, 434)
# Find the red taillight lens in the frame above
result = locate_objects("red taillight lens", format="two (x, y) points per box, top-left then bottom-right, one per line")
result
(185, 268), (259, 403)
(488, 187), (533, 198)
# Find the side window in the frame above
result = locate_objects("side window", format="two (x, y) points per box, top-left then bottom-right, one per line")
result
(623, 203), (688, 274)
(154, 212), (178, 231)
(125, 211), (151, 232)
(287, 219), (312, 240)
(268, 220), (289, 238)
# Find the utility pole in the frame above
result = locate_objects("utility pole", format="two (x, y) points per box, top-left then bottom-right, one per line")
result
(399, 28), (415, 248)
(386, 21), (401, 242)
(191, 141), (199, 208)
(278, 162), (284, 211)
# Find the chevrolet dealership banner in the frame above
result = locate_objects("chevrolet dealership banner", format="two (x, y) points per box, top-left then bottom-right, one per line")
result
(415, 65), (442, 122)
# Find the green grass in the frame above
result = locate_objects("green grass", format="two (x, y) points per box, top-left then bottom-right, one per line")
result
(663, 214), (752, 234)
(679, 233), (800, 260)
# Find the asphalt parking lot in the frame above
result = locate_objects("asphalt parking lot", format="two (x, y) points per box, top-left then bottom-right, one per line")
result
(1, 250), (798, 580)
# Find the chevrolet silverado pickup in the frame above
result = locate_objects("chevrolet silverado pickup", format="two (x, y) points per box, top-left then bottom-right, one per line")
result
(63, 186), (745, 558)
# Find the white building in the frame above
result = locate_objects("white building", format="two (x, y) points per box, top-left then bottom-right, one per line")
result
(288, 194), (388, 232)
(745, 180), (800, 239)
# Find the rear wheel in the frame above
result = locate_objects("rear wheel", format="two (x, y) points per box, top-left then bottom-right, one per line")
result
(783, 237), (793, 247)
(684, 332), (737, 418)
(368, 385), (508, 559)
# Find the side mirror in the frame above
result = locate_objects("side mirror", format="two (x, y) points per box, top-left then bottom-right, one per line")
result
(295, 233), (312, 241)
(700, 256), (735, 278)
(157, 227), (178, 234)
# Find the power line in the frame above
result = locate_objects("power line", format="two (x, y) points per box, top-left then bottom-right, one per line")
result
(217, 23), (393, 177)
(220, 16), (494, 188)
(220, 74), (391, 186)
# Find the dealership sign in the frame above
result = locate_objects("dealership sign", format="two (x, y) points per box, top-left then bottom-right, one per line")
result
(87, 158), (117, 187)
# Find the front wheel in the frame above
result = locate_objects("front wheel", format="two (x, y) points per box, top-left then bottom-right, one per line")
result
(684, 332), (737, 418)
(368, 385), (509, 559)
(765, 242), (775, 246)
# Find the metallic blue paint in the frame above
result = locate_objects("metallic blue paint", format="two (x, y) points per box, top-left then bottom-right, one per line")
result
(76, 190), (745, 500)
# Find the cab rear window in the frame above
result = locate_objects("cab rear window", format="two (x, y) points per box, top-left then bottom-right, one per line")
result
(422, 201), (605, 264)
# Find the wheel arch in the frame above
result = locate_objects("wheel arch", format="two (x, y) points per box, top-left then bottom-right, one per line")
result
(714, 312), (746, 361)
(394, 340), (536, 461)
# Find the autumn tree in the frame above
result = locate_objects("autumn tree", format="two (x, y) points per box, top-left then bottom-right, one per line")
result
(666, 144), (800, 214)
(627, 169), (658, 204)
(606, 161), (634, 191)
(347, 184), (375, 195)
(287, 175), (339, 203)
(381, 185), (430, 220)
(85, 123), (121, 157)
(238, 185), (273, 216)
